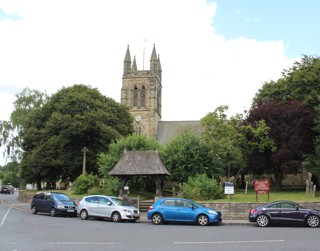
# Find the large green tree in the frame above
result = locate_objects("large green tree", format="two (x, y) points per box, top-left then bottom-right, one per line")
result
(160, 130), (223, 184)
(200, 106), (247, 182)
(20, 84), (133, 189)
(254, 55), (320, 110)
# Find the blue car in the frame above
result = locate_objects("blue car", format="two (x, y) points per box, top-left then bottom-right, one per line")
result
(147, 198), (222, 226)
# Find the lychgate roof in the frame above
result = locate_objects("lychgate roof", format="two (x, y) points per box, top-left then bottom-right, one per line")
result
(108, 150), (171, 176)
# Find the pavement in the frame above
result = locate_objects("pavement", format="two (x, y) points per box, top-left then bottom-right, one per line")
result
(1, 194), (251, 225)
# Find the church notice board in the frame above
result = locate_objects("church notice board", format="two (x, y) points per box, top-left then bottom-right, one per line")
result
(254, 179), (270, 202)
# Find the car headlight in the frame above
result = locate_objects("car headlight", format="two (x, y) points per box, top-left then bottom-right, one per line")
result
(56, 205), (65, 209)
(123, 209), (132, 213)
(207, 210), (217, 215)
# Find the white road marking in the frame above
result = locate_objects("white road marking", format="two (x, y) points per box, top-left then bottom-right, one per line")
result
(175, 240), (285, 245)
(49, 242), (114, 245)
(0, 206), (12, 226)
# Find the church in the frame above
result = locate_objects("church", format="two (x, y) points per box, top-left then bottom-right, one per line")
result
(121, 45), (204, 144)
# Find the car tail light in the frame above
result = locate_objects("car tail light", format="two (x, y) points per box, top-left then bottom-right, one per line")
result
(148, 205), (154, 211)
(250, 209), (259, 214)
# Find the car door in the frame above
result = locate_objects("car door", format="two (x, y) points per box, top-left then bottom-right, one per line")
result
(36, 193), (46, 212)
(97, 197), (113, 217)
(174, 199), (194, 222)
(42, 193), (53, 213)
(159, 199), (178, 221)
(85, 196), (100, 216)
(277, 202), (305, 223)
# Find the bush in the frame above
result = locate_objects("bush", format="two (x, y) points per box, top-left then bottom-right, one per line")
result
(88, 177), (120, 196)
(181, 173), (224, 200)
(72, 174), (99, 194)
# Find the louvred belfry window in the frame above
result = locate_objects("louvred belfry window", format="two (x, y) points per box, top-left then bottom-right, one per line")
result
(133, 86), (138, 107)
(141, 86), (145, 107)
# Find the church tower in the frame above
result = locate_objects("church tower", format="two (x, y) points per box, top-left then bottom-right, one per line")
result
(121, 44), (162, 138)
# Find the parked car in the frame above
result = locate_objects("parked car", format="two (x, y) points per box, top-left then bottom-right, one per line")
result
(77, 195), (140, 222)
(0, 184), (15, 194)
(31, 191), (77, 217)
(249, 200), (320, 227)
(147, 197), (222, 226)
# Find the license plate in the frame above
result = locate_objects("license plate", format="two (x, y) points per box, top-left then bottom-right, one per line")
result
(67, 210), (75, 212)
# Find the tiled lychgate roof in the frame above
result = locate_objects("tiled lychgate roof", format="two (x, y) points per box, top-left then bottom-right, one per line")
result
(108, 150), (170, 176)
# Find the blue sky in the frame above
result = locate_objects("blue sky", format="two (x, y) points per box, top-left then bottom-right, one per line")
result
(212, 0), (319, 58)
(0, 0), (318, 124)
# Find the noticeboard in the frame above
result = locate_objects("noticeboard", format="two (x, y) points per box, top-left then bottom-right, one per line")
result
(254, 179), (270, 201)
(224, 182), (234, 195)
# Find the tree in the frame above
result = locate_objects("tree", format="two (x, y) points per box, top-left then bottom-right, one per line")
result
(254, 55), (320, 111)
(160, 130), (223, 184)
(200, 106), (247, 183)
(98, 134), (161, 192)
(20, 84), (133, 189)
(0, 161), (20, 187)
(0, 88), (48, 163)
(245, 99), (315, 190)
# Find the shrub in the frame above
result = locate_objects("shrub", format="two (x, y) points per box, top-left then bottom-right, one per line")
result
(181, 173), (224, 200)
(88, 177), (120, 196)
(72, 174), (99, 194)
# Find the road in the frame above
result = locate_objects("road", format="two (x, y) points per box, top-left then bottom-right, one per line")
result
(1, 193), (320, 251)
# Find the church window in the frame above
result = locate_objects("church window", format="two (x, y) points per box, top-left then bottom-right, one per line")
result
(141, 86), (145, 107)
(133, 86), (138, 107)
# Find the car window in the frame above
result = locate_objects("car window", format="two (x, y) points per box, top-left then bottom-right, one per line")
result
(267, 203), (280, 208)
(176, 200), (193, 208)
(99, 197), (111, 205)
(85, 196), (100, 204)
(112, 198), (129, 206)
(161, 199), (176, 207)
(44, 194), (52, 200)
(38, 193), (45, 200)
(53, 193), (71, 201)
(280, 202), (296, 208)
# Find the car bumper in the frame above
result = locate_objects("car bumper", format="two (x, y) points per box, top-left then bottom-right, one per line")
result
(55, 208), (77, 216)
(121, 212), (140, 221)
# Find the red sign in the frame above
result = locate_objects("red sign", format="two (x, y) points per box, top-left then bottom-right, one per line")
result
(254, 179), (270, 201)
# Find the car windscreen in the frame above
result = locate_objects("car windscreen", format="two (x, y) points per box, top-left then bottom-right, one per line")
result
(53, 193), (71, 201)
(112, 198), (130, 206)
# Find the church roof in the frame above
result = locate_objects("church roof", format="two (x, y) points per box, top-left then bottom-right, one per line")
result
(108, 150), (171, 176)
(156, 121), (204, 145)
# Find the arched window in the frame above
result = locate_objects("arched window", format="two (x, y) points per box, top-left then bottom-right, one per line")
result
(141, 86), (145, 107)
(133, 86), (138, 107)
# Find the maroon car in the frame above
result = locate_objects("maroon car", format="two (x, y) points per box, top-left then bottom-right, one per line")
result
(249, 200), (320, 227)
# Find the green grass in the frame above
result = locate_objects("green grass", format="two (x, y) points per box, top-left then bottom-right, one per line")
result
(204, 189), (320, 203)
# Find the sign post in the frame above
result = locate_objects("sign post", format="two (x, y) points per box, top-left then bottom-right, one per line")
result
(254, 179), (270, 202)
(224, 182), (234, 199)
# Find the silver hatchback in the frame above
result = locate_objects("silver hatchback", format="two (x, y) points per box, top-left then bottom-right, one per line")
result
(77, 195), (140, 222)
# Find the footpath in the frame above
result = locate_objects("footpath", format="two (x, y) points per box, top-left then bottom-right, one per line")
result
(1, 193), (250, 226)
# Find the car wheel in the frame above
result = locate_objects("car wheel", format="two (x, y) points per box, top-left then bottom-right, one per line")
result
(111, 212), (121, 222)
(80, 209), (89, 220)
(31, 206), (37, 214)
(197, 214), (209, 226)
(50, 208), (56, 217)
(306, 215), (320, 228)
(151, 213), (163, 225)
(256, 215), (269, 227)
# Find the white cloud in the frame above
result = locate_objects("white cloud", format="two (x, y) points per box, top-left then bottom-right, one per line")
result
(0, 0), (295, 123)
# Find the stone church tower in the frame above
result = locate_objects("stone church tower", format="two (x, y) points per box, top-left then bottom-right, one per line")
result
(121, 44), (162, 138)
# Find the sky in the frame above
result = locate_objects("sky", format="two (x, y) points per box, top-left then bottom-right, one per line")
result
(0, 0), (319, 124)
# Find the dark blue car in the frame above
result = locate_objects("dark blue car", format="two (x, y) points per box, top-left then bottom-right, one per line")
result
(249, 200), (320, 227)
(31, 192), (77, 217)
(147, 198), (222, 226)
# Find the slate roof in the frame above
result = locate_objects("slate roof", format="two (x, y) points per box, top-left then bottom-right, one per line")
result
(108, 150), (171, 176)
(156, 121), (204, 145)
